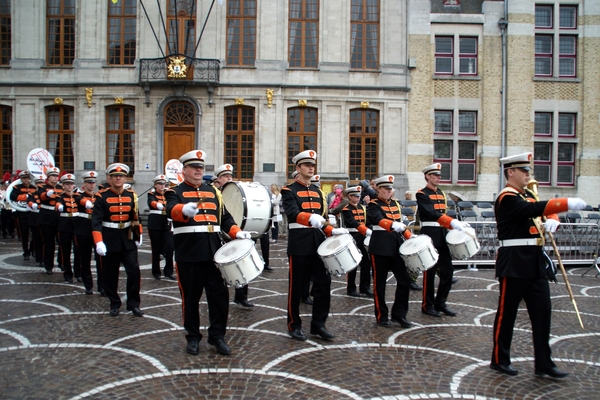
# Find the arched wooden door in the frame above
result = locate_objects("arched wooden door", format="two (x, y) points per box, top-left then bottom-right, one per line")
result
(164, 101), (195, 162)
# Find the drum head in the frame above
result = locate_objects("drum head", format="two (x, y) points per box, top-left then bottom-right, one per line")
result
(221, 182), (245, 227)
(214, 239), (253, 264)
(317, 234), (351, 257)
(400, 235), (433, 255)
(446, 227), (476, 245)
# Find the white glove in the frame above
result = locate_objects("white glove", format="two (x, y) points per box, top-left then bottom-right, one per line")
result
(95, 242), (107, 256)
(331, 228), (349, 235)
(236, 231), (252, 239)
(135, 234), (143, 248)
(366, 228), (372, 236)
(57, 204), (64, 212)
(567, 198), (586, 211)
(391, 221), (406, 232)
(543, 218), (560, 233)
(450, 219), (464, 231)
(47, 189), (55, 197)
(182, 202), (198, 217)
(31, 203), (38, 210)
(309, 213), (326, 229)
(85, 200), (93, 209)
(156, 203), (164, 211)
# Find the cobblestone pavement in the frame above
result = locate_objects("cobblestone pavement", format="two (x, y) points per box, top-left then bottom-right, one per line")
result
(0, 235), (599, 399)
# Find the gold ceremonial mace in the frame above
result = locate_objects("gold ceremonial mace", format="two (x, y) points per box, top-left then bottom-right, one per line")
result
(527, 179), (584, 330)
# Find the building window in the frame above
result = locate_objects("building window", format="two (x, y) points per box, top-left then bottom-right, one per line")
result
(107, 0), (136, 65)
(433, 110), (477, 184)
(287, 107), (317, 178)
(534, 4), (577, 78)
(533, 112), (576, 186)
(224, 106), (255, 181)
(106, 106), (135, 177)
(435, 35), (478, 76)
(289, 0), (318, 68)
(1, 105), (12, 174)
(226, 0), (256, 66)
(46, 0), (76, 66)
(349, 108), (378, 181)
(46, 106), (74, 172)
(0, 0), (10, 66)
(166, 0), (196, 57)
(350, 0), (379, 70)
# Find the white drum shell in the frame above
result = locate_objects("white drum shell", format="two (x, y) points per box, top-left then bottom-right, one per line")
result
(317, 234), (362, 277)
(399, 235), (439, 273)
(446, 228), (480, 260)
(221, 181), (272, 239)
(214, 239), (264, 287)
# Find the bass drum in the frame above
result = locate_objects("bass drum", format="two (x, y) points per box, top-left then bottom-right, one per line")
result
(221, 181), (272, 239)
(5, 179), (28, 212)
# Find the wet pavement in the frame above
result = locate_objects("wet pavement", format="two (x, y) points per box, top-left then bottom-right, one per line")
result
(0, 235), (599, 399)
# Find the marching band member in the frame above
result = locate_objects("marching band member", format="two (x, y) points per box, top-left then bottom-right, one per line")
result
(340, 185), (373, 297)
(490, 152), (586, 378)
(28, 175), (45, 267)
(55, 173), (79, 283)
(165, 150), (252, 356)
(9, 170), (36, 261)
(281, 150), (347, 341)
(74, 171), (99, 295)
(366, 175), (413, 328)
(416, 163), (468, 317)
(38, 167), (62, 275)
(147, 174), (175, 280)
(92, 163), (143, 317)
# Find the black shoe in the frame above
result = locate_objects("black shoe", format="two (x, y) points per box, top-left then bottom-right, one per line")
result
(109, 308), (119, 317)
(64, 278), (73, 283)
(58, 264), (64, 272)
(422, 308), (442, 317)
(409, 282), (423, 291)
(153, 274), (161, 280)
(76, 277), (83, 283)
(24, 255), (30, 261)
(85, 289), (93, 295)
(451, 277), (458, 284)
(39, 262), (45, 268)
(45, 270), (53, 275)
(288, 328), (307, 341)
(435, 306), (457, 317)
(377, 320), (392, 327)
(127, 307), (144, 317)
(208, 337), (231, 355)
(301, 297), (313, 305)
(234, 298), (254, 308)
(347, 290), (361, 297)
(264, 265), (274, 271)
(535, 367), (568, 379)
(310, 326), (335, 341)
(100, 289), (106, 297)
(360, 289), (374, 296)
(164, 274), (176, 280)
(391, 318), (413, 328)
(186, 341), (199, 355)
(490, 363), (518, 376)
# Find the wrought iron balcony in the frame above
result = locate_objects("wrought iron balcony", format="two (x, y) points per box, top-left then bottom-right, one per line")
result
(139, 55), (220, 85)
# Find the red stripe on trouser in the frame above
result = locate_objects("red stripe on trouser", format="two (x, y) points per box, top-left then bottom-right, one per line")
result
(287, 256), (294, 331)
(422, 270), (429, 311)
(492, 276), (507, 364)
(371, 255), (382, 322)
(175, 262), (185, 326)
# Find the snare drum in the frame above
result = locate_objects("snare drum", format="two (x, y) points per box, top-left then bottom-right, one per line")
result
(399, 235), (439, 273)
(317, 234), (362, 277)
(221, 181), (272, 239)
(213, 239), (264, 287)
(446, 228), (480, 260)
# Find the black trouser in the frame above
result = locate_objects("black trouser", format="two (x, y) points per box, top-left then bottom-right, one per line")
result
(15, 212), (30, 257)
(57, 230), (76, 281)
(39, 224), (58, 272)
(492, 276), (554, 371)
(271, 221), (279, 240)
(422, 244), (453, 311)
(1, 209), (15, 236)
(31, 224), (43, 263)
(149, 228), (174, 277)
(287, 254), (331, 332)
(75, 233), (94, 291)
(176, 260), (229, 343)
(371, 253), (410, 323)
(347, 242), (371, 293)
(99, 248), (141, 310)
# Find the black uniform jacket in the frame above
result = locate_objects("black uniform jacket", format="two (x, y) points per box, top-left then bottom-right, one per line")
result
(56, 192), (79, 232)
(147, 190), (170, 231)
(416, 186), (454, 248)
(494, 185), (567, 279)
(281, 179), (333, 256)
(9, 182), (37, 213)
(91, 187), (139, 252)
(74, 190), (95, 237)
(38, 183), (63, 226)
(165, 180), (240, 263)
(341, 203), (369, 245)
(366, 197), (412, 257)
